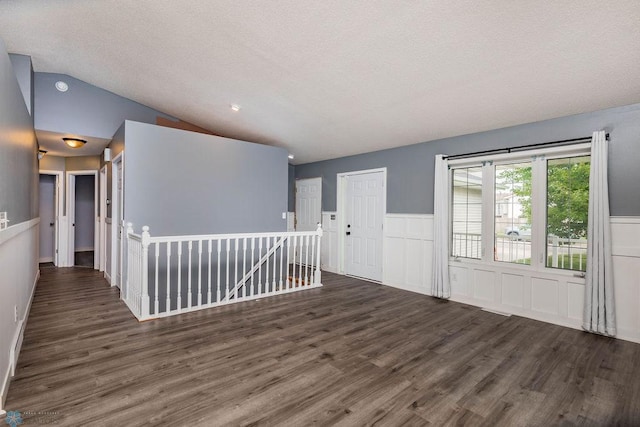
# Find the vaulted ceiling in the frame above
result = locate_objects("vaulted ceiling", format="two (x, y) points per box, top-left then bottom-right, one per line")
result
(1, 1), (639, 164)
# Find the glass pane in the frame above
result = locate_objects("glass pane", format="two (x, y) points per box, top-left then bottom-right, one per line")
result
(451, 167), (482, 259)
(546, 156), (590, 271)
(494, 162), (532, 264)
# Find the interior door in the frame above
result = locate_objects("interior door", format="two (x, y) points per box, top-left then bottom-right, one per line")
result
(295, 178), (322, 265)
(345, 171), (384, 281)
(38, 174), (56, 263)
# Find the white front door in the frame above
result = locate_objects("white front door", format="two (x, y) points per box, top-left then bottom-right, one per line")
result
(295, 177), (322, 265)
(345, 171), (384, 281)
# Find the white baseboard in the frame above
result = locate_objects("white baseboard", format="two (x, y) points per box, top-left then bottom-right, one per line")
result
(0, 367), (9, 413)
(39, 256), (53, 263)
(105, 271), (112, 286)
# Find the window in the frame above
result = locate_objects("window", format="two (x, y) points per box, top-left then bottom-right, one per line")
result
(546, 156), (590, 271)
(450, 147), (590, 272)
(451, 167), (482, 259)
(495, 162), (532, 264)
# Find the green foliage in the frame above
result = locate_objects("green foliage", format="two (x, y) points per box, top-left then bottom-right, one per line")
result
(498, 165), (532, 221)
(547, 159), (590, 239)
(497, 158), (590, 239)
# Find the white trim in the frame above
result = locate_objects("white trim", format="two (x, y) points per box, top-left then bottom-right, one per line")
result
(0, 218), (40, 245)
(39, 257), (53, 263)
(99, 165), (108, 272)
(0, 220), (39, 412)
(111, 152), (124, 288)
(610, 216), (640, 224)
(378, 213), (640, 344)
(10, 270), (39, 376)
(336, 167), (387, 277)
(320, 211), (338, 273)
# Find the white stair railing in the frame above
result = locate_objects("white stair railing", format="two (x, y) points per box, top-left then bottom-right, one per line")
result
(123, 223), (323, 321)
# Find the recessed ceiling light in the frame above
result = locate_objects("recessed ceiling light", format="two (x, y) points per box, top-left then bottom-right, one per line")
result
(288, 154), (294, 160)
(55, 81), (69, 92)
(230, 104), (241, 112)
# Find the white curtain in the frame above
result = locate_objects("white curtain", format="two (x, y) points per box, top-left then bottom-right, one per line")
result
(432, 154), (450, 298)
(583, 131), (616, 336)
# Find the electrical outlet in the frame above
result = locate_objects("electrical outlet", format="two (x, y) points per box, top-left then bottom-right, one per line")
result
(14, 305), (18, 322)
(282, 212), (287, 219)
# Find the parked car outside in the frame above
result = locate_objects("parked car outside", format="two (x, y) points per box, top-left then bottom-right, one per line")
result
(505, 224), (531, 240)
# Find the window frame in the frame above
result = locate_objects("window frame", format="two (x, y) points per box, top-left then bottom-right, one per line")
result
(448, 142), (591, 275)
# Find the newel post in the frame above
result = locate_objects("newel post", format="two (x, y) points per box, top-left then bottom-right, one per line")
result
(140, 226), (151, 318)
(315, 222), (323, 285)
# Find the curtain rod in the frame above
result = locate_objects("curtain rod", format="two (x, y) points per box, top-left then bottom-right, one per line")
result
(442, 133), (609, 161)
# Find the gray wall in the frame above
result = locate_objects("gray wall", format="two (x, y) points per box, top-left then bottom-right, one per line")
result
(8, 53), (33, 118)
(0, 40), (38, 224)
(74, 175), (95, 250)
(66, 155), (100, 171)
(38, 155), (101, 216)
(123, 121), (288, 236)
(295, 102), (640, 216)
(34, 72), (175, 139)
(0, 37), (38, 406)
(39, 155), (65, 172)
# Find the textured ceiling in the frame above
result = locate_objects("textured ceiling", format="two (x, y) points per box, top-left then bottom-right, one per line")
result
(1, 1), (640, 164)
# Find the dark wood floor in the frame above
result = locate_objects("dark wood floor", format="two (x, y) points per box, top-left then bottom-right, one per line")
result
(5, 267), (640, 426)
(73, 250), (94, 268)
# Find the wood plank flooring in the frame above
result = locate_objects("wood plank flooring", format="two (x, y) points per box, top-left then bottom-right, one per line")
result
(4, 266), (640, 426)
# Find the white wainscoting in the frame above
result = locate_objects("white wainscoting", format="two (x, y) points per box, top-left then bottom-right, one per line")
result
(286, 212), (295, 232)
(0, 219), (39, 411)
(609, 217), (640, 343)
(320, 212), (339, 273)
(378, 213), (640, 344)
(383, 214), (434, 295)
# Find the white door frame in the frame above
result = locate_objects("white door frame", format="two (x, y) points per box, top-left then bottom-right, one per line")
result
(336, 167), (387, 276)
(66, 170), (99, 269)
(39, 170), (64, 266)
(111, 152), (124, 288)
(99, 165), (108, 272)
